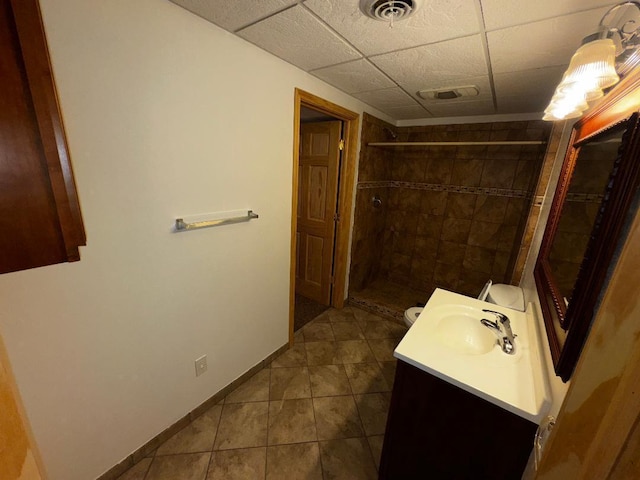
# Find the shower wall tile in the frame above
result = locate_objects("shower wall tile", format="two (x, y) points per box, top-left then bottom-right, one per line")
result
(524, 124), (547, 141)
(441, 218), (472, 243)
(416, 214), (444, 239)
(468, 221), (502, 249)
(450, 158), (484, 185)
(493, 251), (511, 281)
(388, 211), (418, 234)
(396, 188), (422, 213)
(437, 241), (466, 266)
(459, 122), (492, 131)
(463, 246), (495, 274)
(420, 191), (448, 215)
(424, 145), (450, 160)
(425, 158), (454, 184)
(474, 196), (508, 223)
(504, 198), (526, 226)
(349, 116), (551, 299)
(521, 144), (546, 159)
(387, 188), (401, 210)
(429, 129), (460, 143)
(388, 253), (411, 283)
(410, 256), (436, 284)
(512, 159), (537, 191)
(392, 232), (416, 256)
(433, 262), (460, 290)
(414, 236), (439, 259)
(480, 158), (517, 188)
(497, 225), (518, 252)
(458, 268), (490, 296)
(445, 193), (477, 220)
(458, 130), (491, 142)
(486, 145), (522, 160)
(348, 113), (396, 290)
(391, 157), (427, 182)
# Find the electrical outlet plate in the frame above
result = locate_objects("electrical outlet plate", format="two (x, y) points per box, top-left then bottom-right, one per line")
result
(195, 355), (207, 377)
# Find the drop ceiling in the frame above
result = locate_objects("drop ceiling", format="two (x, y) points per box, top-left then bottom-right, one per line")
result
(169, 0), (622, 121)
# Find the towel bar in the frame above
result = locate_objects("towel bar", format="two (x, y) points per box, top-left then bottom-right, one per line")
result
(175, 210), (259, 231)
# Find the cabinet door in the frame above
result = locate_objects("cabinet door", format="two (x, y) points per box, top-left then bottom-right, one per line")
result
(380, 361), (537, 479)
(0, 0), (85, 274)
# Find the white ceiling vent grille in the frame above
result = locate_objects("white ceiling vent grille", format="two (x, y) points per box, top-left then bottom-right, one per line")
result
(417, 85), (480, 101)
(359, 0), (422, 23)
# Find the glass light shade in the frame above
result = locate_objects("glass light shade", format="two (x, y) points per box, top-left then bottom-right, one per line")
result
(557, 78), (604, 102)
(544, 91), (588, 120)
(545, 93), (588, 114)
(543, 107), (584, 121)
(543, 108), (585, 120)
(548, 93), (589, 110)
(561, 38), (620, 90)
(584, 88), (605, 102)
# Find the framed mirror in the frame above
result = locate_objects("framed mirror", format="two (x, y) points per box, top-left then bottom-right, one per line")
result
(535, 71), (640, 382)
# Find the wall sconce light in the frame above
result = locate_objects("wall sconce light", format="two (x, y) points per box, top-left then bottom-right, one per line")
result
(543, 1), (640, 121)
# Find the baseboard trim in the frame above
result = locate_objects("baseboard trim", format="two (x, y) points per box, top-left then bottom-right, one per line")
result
(96, 342), (289, 480)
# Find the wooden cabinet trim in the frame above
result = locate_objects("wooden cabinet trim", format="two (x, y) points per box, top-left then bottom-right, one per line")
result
(9, 0), (85, 259)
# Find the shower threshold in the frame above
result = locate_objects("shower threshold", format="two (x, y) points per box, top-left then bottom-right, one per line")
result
(348, 278), (435, 323)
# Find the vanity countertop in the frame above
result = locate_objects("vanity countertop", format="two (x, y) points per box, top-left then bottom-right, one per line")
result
(394, 288), (550, 423)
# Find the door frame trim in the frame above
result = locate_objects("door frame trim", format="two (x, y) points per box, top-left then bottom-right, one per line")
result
(289, 89), (360, 344)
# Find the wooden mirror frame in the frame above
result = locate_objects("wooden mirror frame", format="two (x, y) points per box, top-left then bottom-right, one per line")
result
(535, 69), (640, 382)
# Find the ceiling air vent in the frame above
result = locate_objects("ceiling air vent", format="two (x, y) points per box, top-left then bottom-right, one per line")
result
(359, 0), (422, 22)
(417, 85), (480, 101)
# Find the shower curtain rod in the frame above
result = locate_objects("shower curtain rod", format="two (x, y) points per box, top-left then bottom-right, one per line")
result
(368, 141), (546, 146)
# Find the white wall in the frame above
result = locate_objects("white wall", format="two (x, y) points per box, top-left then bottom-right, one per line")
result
(519, 121), (575, 418)
(0, 1), (390, 479)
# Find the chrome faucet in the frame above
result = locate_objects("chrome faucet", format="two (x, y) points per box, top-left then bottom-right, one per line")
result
(480, 309), (516, 355)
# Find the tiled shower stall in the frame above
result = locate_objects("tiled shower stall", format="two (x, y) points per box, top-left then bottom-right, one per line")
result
(348, 114), (551, 320)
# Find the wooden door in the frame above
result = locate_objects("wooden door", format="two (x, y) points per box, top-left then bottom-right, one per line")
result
(296, 121), (342, 305)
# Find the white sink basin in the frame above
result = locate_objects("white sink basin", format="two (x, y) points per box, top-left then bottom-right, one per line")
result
(432, 305), (497, 355)
(393, 288), (551, 423)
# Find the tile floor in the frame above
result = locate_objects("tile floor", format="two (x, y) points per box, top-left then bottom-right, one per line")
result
(116, 306), (408, 480)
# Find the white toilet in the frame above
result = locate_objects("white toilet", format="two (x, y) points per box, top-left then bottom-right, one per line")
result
(403, 306), (423, 328)
(477, 280), (525, 312)
(402, 280), (525, 328)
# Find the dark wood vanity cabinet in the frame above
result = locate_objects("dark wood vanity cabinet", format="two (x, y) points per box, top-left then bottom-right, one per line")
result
(0, 0), (85, 275)
(379, 360), (537, 480)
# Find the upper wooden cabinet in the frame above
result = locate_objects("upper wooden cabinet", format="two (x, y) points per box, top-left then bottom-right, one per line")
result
(0, 0), (85, 274)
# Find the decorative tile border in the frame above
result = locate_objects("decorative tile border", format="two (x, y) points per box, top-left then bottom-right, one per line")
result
(347, 296), (404, 323)
(357, 181), (390, 189)
(357, 180), (531, 199)
(566, 192), (605, 203)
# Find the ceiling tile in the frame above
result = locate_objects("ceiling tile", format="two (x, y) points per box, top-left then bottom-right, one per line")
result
(171, 0), (626, 121)
(488, 7), (612, 73)
(481, 0), (619, 31)
(494, 66), (565, 101)
(425, 99), (495, 117)
(370, 35), (488, 90)
(170, 0), (299, 32)
(496, 96), (549, 114)
(310, 59), (396, 94)
(237, 5), (361, 71)
(305, 0), (480, 55)
(413, 75), (493, 105)
(353, 87), (419, 110)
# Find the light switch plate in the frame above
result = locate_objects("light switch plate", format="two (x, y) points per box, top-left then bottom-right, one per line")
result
(195, 355), (207, 377)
